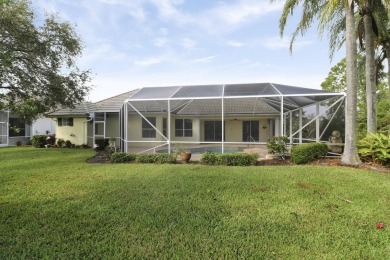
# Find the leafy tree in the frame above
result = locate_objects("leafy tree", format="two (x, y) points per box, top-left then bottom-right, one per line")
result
(274, 0), (361, 165)
(0, 0), (92, 123)
(321, 56), (390, 138)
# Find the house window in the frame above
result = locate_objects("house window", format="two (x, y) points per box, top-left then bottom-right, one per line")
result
(58, 118), (74, 127)
(175, 119), (192, 137)
(142, 117), (156, 138)
(204, 121), (224, 141)
(163, 118), (167, 137)
(9, 118), (25, 137)
(243, 121), (259, 142)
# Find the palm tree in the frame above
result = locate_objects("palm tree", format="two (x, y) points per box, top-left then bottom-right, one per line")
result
(360, 1), (377, 134)
(340, 1), (361, 165)
(358, 0), (390, 134)
(275, 0), (361, 165)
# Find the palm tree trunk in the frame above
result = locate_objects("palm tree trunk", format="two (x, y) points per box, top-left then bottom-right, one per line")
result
(341, 1), (361, 165)
(387, 45), (390, 98)
(363, 3), (377, 134)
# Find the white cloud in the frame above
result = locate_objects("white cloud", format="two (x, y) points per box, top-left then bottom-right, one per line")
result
(192, 56), (217, 63)
(81, 43), (128, 65)
(226, 40), (245, 47)
(259, 36), (314, 50)
(181, 37), (197, 50)
(210, 0), (284, 25)
(154, 37), (168, 47)
(134, 57), (162, 66)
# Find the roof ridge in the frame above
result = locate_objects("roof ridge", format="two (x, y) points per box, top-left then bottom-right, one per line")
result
(95, 90), (137, 104)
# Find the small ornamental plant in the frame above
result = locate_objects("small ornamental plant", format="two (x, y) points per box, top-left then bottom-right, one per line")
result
(267, 136), (289, 160)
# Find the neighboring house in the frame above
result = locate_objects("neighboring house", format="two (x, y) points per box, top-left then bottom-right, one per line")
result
(48, 91), (136, 148)
(0, 111), (56, 147)
(48, 83), (345, 154)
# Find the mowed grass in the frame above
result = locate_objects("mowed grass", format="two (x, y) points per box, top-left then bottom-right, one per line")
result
(0, 147), (389, 259)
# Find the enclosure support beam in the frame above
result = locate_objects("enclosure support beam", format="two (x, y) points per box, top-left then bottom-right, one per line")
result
(299, 108), (303, 144)
(221, 85), (225, 154)
(316, 102), (320, 142)
(168, 100), (171, 154)
(124, 103), (128, 153)
(280, 96), (284, 136)
(289, 111), (293, 144)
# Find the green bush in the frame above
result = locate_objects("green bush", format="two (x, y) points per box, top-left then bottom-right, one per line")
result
(65, 140), (72, 148)
(358, 133), (390, 165)
(111, 152), (136, 163)
(57, 138), (65, 147)
(135, 154), (176, 164)
(200, 152), (218, 165)
(291, 143), (328, 164)
(31, 135), (47, 148)
(200, 153), (257, 166)
(267, 136), (289, 160)
(217, 153), (258, 166)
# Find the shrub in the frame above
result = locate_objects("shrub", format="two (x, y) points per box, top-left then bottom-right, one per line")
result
(111, 152), (136, 163)
(135, 153), (176, 164)
(358, 133), (390, 165)
(95, 138), (109, 151)
(200, 152), (218, 165)
(65, 140), (72, 148)
(200, 153), (257, 166)
(291, 143), (328, 164)
(31, 135), (47, 148)
(217, 153), (258, 166)
(57, 138), (65, 147)
(267, 136), (289, 160)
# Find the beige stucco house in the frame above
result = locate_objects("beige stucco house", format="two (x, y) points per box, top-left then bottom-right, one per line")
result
(49, 83), (345, 154)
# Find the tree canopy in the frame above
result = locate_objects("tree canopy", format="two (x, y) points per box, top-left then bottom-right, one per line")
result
(321, 56), (390, 138)
(0, 0), (92, 123)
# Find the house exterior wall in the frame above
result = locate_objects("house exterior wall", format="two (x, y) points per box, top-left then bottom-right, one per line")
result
(32, 118), (56, 135)
(56, 117), (87, 145)
(126, 113), (277, 148)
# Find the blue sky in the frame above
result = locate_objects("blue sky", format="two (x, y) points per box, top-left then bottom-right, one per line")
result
(34, 0), (345, 102)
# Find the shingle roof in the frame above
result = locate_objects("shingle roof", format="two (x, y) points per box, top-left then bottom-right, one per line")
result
(94, 91), (135, 112)
(48, 90), (136, 117)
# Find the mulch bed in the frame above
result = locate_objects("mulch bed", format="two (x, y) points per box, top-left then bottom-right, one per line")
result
(87, 152), (390, 173)
(87, 151), (111, 164)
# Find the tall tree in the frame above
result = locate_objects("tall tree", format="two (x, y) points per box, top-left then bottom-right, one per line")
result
(0, 0), (92, 123)
(274, 0), (361, 165)
(340, 0), (361, 165)
(360, 1), (377, 134)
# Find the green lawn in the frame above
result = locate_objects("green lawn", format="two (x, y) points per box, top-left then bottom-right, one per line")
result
(0, 147), (389, 259)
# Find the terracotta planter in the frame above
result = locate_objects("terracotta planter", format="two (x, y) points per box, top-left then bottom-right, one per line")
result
(180, 152), (191, 163)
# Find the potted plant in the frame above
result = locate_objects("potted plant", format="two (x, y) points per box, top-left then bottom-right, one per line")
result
(174, 144), (192, 163)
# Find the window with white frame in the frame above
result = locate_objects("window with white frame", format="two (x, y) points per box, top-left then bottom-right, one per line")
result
(142, 117), (156, 138)
(175, 119), (192, 137)
(58, 118), (74, 127)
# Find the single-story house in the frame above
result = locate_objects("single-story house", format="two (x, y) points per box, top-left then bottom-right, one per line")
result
(49, 83), (345, 154)
(47, 91), (135, 148)
(0, 111), (56, 147)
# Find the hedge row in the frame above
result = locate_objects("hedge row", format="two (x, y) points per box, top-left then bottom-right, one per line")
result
(200, 152), (258, 166)
(291, 143), (328, 164)
(111, 152), (176, 164)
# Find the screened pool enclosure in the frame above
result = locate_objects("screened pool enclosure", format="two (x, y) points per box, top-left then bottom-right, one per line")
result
(119, 83), (345, 154)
